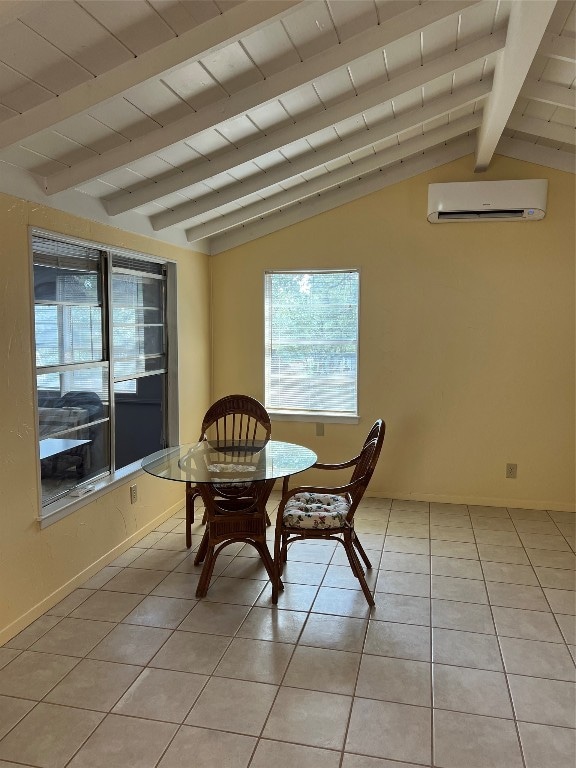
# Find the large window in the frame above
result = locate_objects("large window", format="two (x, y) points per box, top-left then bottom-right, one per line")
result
(33, 234), (174, 510)
(264, 270), (359, 418)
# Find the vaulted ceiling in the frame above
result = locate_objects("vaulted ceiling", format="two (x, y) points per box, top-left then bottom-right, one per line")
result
(0, 0), (574, 254)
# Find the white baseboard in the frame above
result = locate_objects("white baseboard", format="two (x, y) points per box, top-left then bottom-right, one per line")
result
(364, 491), (575, 513)
(0, 500), (184, 646)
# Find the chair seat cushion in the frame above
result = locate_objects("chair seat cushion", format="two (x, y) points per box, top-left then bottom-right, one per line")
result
(283, 492), (350, 529)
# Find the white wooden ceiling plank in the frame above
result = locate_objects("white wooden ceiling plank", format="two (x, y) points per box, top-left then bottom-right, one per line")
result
(154, 142), (201, 166)
(497, 134), (575, 171)
(250, 150), (286, 171)
(276, 83), (323, 120)
(21, 131), (96, 165)
(539, 32), (576, 63)
(327, 0), (378, 42)
(88, 99), (160, 140)
(123, 155), (179, 179)
(0, 20), (91, 93)
(446, 103), (476, 122)
(305, 127), (338, 151)
(551, 104), (576, 125)
(176, 1), (224, 27)
(458, 0), (505, 46)
(522, 100), (560, 121)
(347, 50), (387, 93)
(152, 86), (488, 229)
(76, 0), (175, 55)
(46, 0), (481, 194)
(348, 145), (379, 162)
(23, 2), (133, 76)
(522, 77), (576, 108)
(360, 102), (395, 130)
(422, 73), (455, 103)
(74, 178), (121, 197)
(124, 80), (192, 126)
(275, 137), (311, 162)
(0, 1), (45, 28)
(383, 31), (422, 78)
(280, 2), (339, 60)
(391, 90), (424, 115)
(147, 0), (219, 34)
(96, 167), (148, 190)
(133, 201), (170, 216)
(0, 1), (300, 150)
(324, 155), (352, 172)
(452, 57), (496, 90)
(475, 0), (557, 171)
(184, 130), (234, 158)
(0, 62), (54, 112)
(105, 31), (505, 214)
(562, 2), (575, 32)
(397, 125), (425, 143)
(216, 115), (263, 147)
(0, 144), (67, 174)
(0, 104), (17, 122)
(51, 113), (128, 155)
(201, 41), (263, 94)
(507, 112), (575, 143)
(196, 135), (477, 248)
(246, 100), (292, 133)
(536, 55), (576, 88)
(336, 112), (373, 137)
(241, 19), (301, 77)
(300, 165), (328, 182)
(162, 61), (227, 111)
(421, 14), (459, 64)
(312, 67), (356, 109)
(548, 0), (575, 34)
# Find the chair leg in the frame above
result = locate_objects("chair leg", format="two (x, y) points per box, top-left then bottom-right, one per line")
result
(272, 530), (282, 604)
(196, 544), (216, 598)
(343, 535), (375, 607)
(194, 528), (209, 566)
(353, 532), (373, 570)
(185, 482), (193, 549)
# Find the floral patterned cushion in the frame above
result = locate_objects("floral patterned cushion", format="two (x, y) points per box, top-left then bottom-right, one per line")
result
(283, 492), (350, 529)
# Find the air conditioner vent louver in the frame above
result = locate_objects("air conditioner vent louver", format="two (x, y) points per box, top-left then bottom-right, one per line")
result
(438, 209), (524, 220)
(428, 180), (547, 223)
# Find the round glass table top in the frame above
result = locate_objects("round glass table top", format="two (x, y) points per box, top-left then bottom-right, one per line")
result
(141, 439), (317, 484)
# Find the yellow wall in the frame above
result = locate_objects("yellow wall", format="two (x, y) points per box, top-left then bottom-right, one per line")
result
(211, 155), (575, 512)
(0, 193), (210, 641)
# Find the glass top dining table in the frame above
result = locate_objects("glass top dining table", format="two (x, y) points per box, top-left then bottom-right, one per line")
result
(141, 439), (317, 485)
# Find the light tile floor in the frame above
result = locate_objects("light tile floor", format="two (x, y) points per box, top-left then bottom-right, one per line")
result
(1, 496), (575, 767)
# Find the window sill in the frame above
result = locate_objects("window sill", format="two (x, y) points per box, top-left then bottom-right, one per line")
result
(269, 411), (359, 424)
(38, 461), (144, 529)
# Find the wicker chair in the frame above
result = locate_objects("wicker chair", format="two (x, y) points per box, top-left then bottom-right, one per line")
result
(185, 394), (272, 548)
(272, 420), (385, 606)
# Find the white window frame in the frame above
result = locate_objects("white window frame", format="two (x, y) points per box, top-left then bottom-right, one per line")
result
(264, 269), (360, 423)
(30, 229), (179, 526)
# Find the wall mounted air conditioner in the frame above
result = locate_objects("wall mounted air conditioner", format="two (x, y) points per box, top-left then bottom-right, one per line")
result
(427, 180), (548, 222)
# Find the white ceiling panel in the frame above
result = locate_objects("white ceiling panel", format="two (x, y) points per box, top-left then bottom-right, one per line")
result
(0, 0), (572, 254)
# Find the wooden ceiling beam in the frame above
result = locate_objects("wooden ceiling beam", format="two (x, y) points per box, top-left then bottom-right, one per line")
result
(475, 0), (557, 171)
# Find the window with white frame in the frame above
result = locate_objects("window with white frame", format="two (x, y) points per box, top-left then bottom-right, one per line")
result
(264, 270), (359, 418)
(33, 234), (174, 510)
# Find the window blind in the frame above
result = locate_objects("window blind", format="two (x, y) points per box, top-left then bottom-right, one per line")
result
(264, 271), (359, 416)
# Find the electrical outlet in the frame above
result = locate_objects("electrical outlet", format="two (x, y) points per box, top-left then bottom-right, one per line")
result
(130, 484), (138, 504)
(505, 463), (517, 479)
